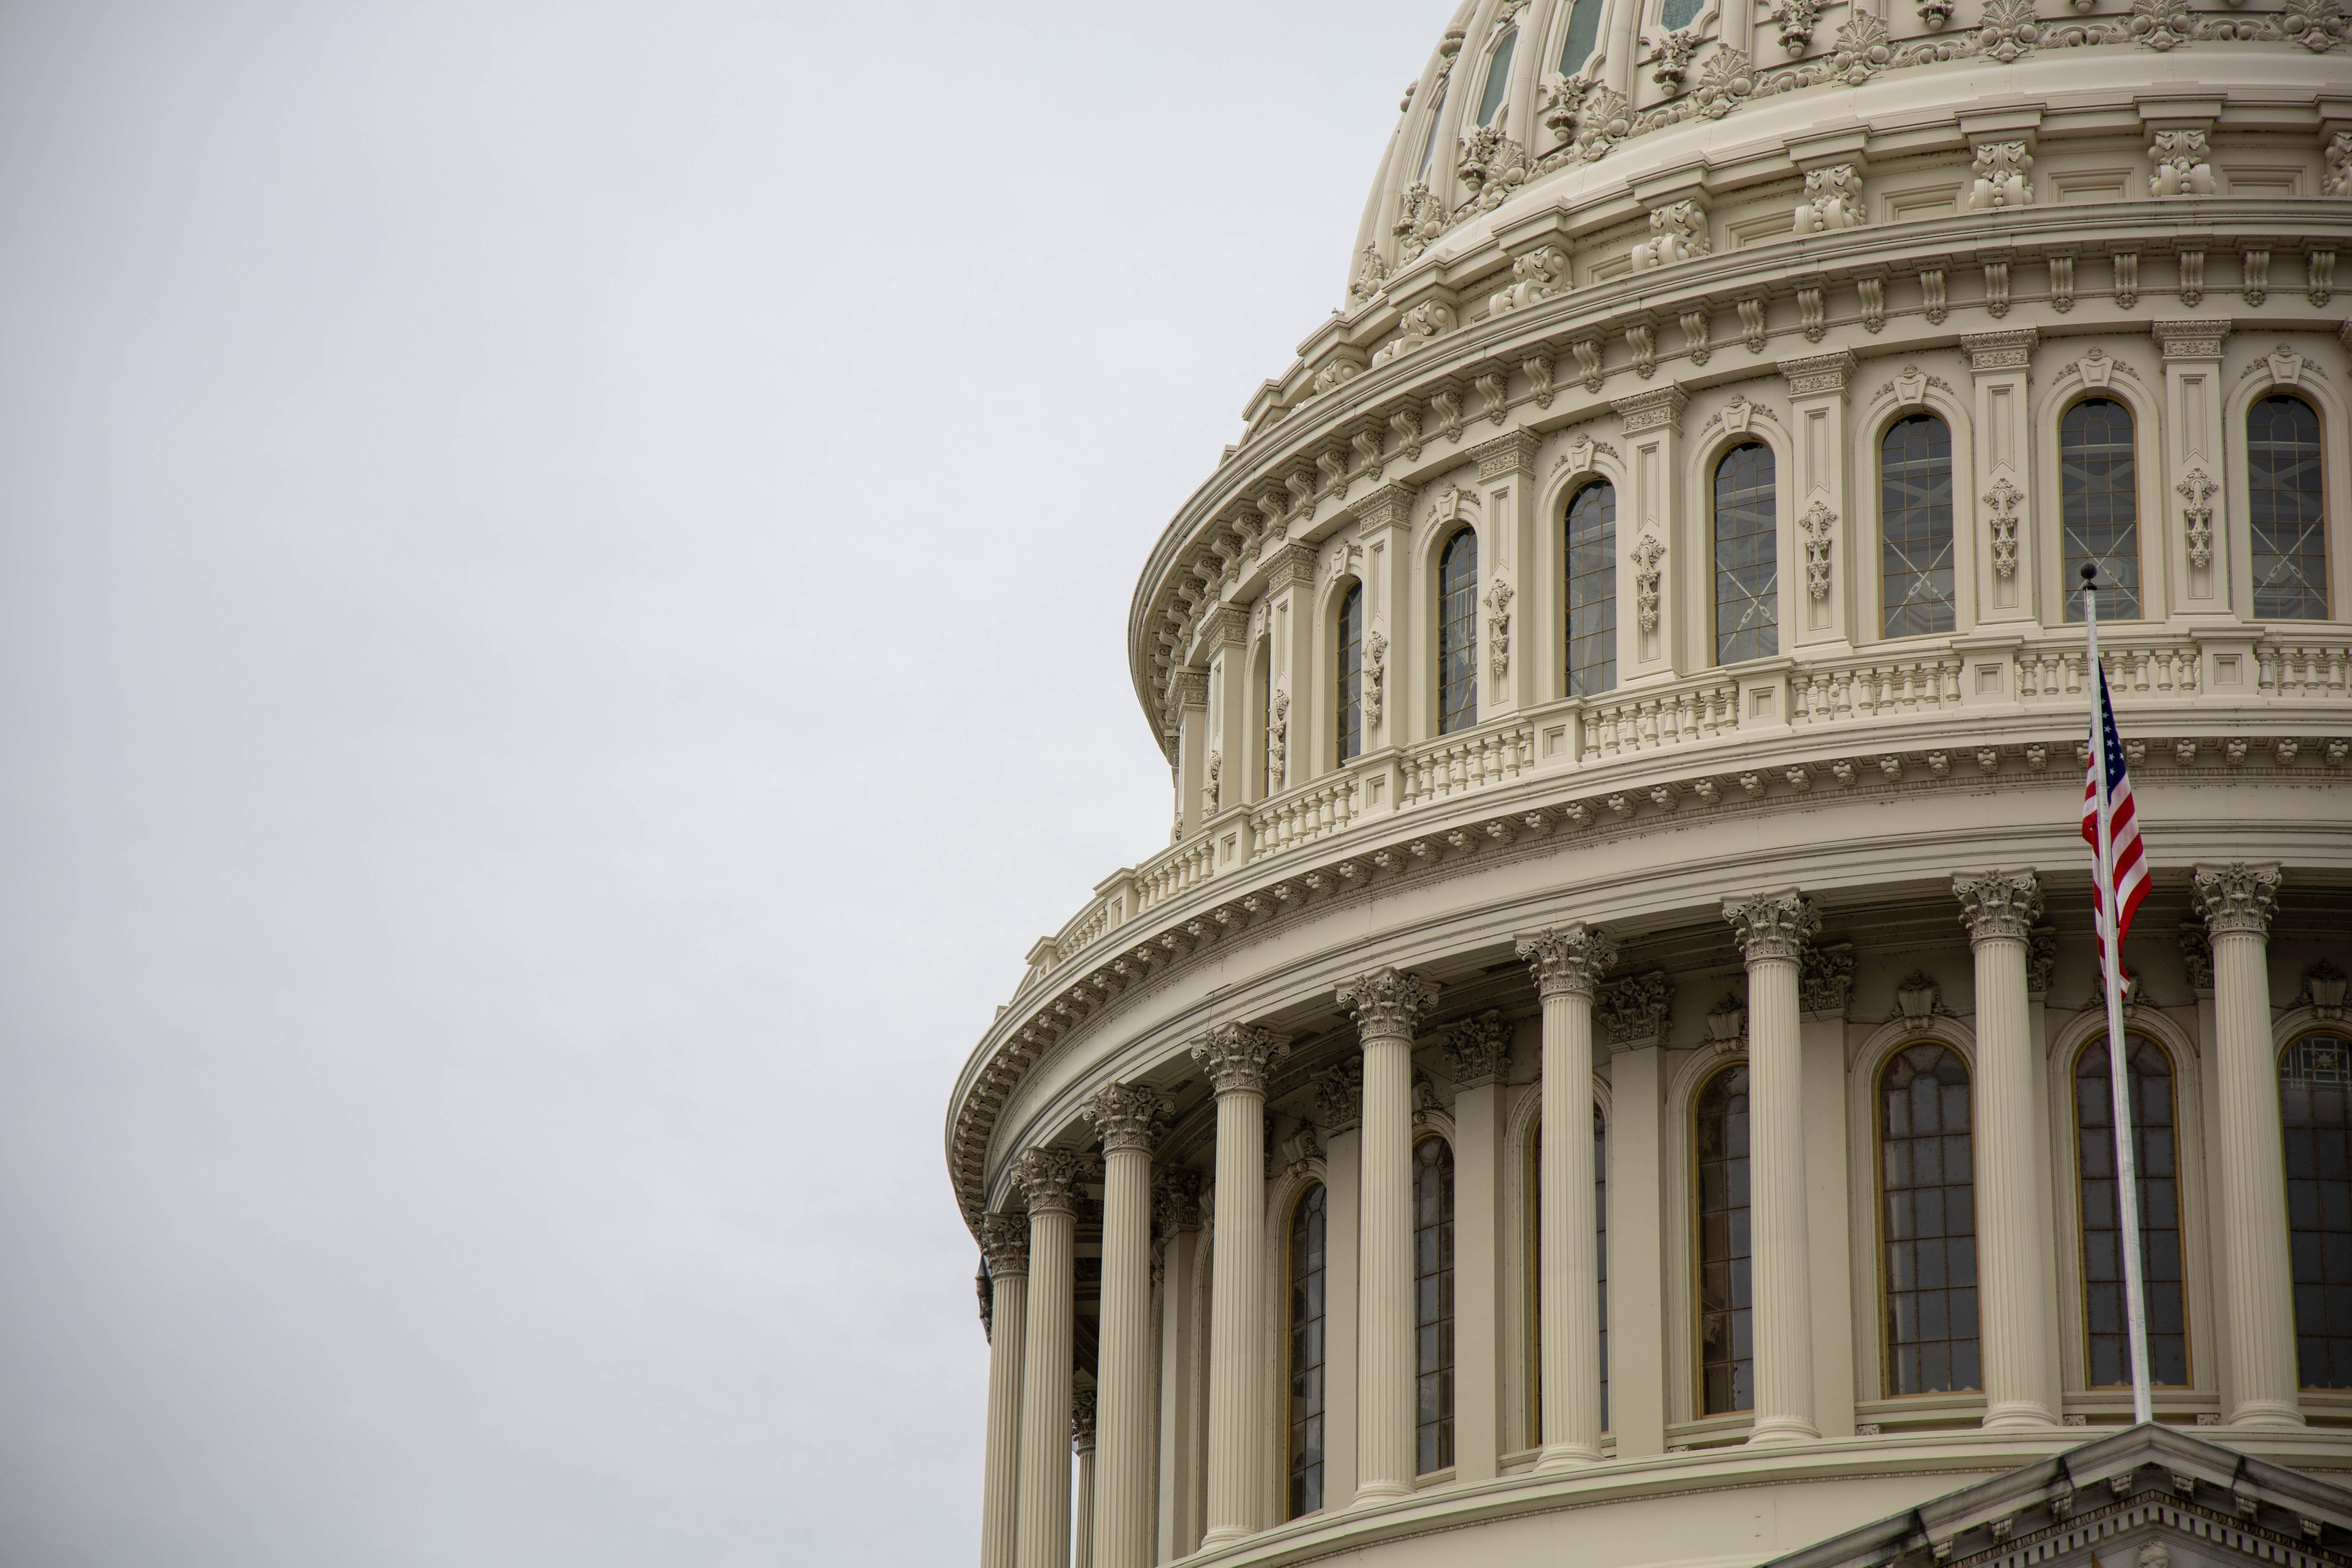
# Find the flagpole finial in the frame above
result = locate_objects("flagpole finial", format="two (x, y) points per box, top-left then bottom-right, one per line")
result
(2080, 561), (2099, 584)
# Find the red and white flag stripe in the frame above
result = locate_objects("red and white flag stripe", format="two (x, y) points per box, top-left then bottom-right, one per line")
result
(2081, 663), (2150, 959)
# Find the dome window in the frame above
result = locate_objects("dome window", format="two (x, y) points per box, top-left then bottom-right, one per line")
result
(1660, 0), (1703, 31)
(1474, 28), (1517, 127)
(1557, 0), (1605, 76)
(2248, 394), (2327, 619)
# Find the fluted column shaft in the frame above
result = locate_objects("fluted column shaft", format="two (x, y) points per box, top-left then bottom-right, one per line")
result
(1072, 1393), (1097, 1568)
(1956, 872), (2061, 1429)
(1192, 1024), (1287, 1545)
(1012, 1151), (1086, 1568)
(1726, 893), (1819, 1444)
(2199, 863), (2303, 1427)
(1518, 924), (1617, 1466)
(1338, 967), (1439, 1503)
(979, 1215), (1030, 1568)
(1080, 1086), (1168, 1568)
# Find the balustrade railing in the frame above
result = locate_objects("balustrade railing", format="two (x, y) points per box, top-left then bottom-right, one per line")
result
(1791, 656), (1963, 726)
(1248, 775), (1362, 862)
(1579, 682), (1738, 758)
(2262, 639), (2352, 697)
(1402, 721), (1535, 807)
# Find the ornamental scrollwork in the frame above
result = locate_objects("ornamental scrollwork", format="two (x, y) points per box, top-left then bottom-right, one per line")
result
(1190, 1022), (1289, 1096)
(1012, 1147), (1090, 1217)
(1724, 890), (1821, 963)
(1517, 922), (1620, 1000)
(2193, 862), (2282, 938)
(1794, 164), (1864, 233)
(1393, 181), (1448, 264)
(1314, 1055), (1365, 1132)
(1976, 0), (2040, 60)
(1983, 477), (2024, 579)
(1597, 971), (1673, 1048)
(1485, 579), (1514, 681)
(1364, 628), (1389, 727)
(1800, 940), (1857, 1015)
(1633, 534), (1666, 632)
(1336, 965), (1441, 1039)
(1965, 140), (2034, 209)
(1443, 1011), (1513, 1086)
(1456, 123), (1529, 215)
(1631, 200), (1710, 270)
(2177, 469), (2217, 570)
(1954, 869), (2044, 943)
(1080, 1082), (1171, 1155)
(1799, 501), (1836, 601)
(1372, 300), (1457, 369)
(1489, 244), (1570, 316)
(2149, 130), (2217, 198)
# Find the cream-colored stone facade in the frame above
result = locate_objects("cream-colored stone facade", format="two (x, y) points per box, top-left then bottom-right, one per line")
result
(947, 2), (2352, 1564)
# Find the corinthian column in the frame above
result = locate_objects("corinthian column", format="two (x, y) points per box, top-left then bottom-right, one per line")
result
(1516, 923), (1618, 1466)
(1079, 1084), (1169, 1568)
(979, 1213), (1030, 1568)
(1724, 891), (1821, 1444)
(2196, 862), (2303, 1427)
(1072, 1390), (1097, 1568)
(1012, 1148), (1087, 1568)
(1190, 1023), (1288, 1545)
(1336, 965), (1441, 1502)
(1954, 871), (2061, 1429)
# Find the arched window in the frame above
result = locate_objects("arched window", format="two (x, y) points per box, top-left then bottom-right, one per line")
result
(1438, 530), (1479, 733)
(1335, 581), (1364, 763)
(1415, 1136), (1456, 1473)
(1661, 0), (1704, 29)
(1696, 1064), (1753, 1414)
(1475, 29), (1517, 127)
(1879, 1043), (1978, 1395)
(1416, 79), (1453, 176)
(1557, 0), (1604, 75)
(2249, 394), (2328, 619)
(2075, 1036), (2188, 1386)
(1566, 482), (1617, 696)
(1258, 642), (1275, 798)
(1528, 1104), (1611, 1443)
(1596, 1103), (1609, 1430)
(1713, 444), (1778, 666)
(2061, 398), (2139, 621)
(1287, 1182), (1328, 1517)
(1880, 414), (1956, 637)
(2281, 1029), (2352, 1388)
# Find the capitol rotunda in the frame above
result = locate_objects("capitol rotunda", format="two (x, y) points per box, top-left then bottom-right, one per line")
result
(943, 1), (2352, 1565)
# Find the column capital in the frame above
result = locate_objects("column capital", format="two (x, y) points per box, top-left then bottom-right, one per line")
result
(1777, 347), (1859, 397)
(2194, 861), (2282, 938)
(2152, 317), (2230, 360)
(1071, 1387), (1097, 1456)
(1444, 1011), (1513, 1086)
(1474, 427), (1544, 479)
(1597, 970), (1674, 1049)
(1799, 940), (1856, 1017)
(1080, 1083), (1172, 1155)
(1337, 965), (1441, 1039)
(1517, 922), (1620, 999)
(983, 1210), (1031, 1278)
(2179, 919), (2215, 993)
(1961, 327), (2038, 372)
(1012, 1147), (1090, 1218)
(1152, 1167), (1205, 1236)
(2028, 926), (2059, 997)
(1612, 385), (1688, 436)
(1724, 890), (1820, 963)
(1313, 1055), (1365, 1131)
(1955, 869), (2044, 943)
(1189, 1022), (1288, 1096)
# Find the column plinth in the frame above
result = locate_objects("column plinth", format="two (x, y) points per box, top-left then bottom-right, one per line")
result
(1191, 1023), (1288, 1545)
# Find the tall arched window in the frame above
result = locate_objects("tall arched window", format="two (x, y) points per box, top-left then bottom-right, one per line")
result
(1662, 0), (1704, 27)
(2061, 398), (2140, 621)
(1879, 1043), (1978, 1395)
(1438, 530), (1479, 733)
(1528, 1104), (1611, 1444)
(1414, 1137), (1456, 1472)
(1566, 482), (1617, 696)
(1713, 444), (1778, 666)
(1474, 29), (1517, 127)
(2076, 1036), (2187, 1386)
(1695, 1064), (1753, 1414)
(1335, 581), (1364, 763)
(2281, 1029), (2352, 1388)
(1288, 1183), (1328, 1517)
(1416, 79), (1453, 176)
(1881, 414), (1956, 637)
(1557, 0), (1604, 74)
(2249, 394), (2328, 619)
(1258, 642), (1275, 798)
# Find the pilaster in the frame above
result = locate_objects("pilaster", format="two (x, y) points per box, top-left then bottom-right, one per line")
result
(1474, 430), (1542, 719)
(1799, 943), (1857, 1439)
(2153, 318), (2233, 619)
(1352, 482), (1418, 752)
(1612, 388), (1687, 677)
(1152, 1173), (1204, 1564)
(1777, 350), (1857, 651)
(1606, 1025), (1667, 1458)
(1450, 1023), (1507, 1484)
(1963, 329), (2038, 624)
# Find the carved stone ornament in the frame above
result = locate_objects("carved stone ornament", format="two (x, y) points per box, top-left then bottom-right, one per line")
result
(1794, 163), (1864, 233)
(1189, 1022), (1289, 1096)
(1724, 890), (1822, 963)
(1337, 965), (1441, 1039)
(1281, 1122), (1324, 1176)
(1955, 869), (2044, 943)
(1080, 1082), (1172, 1155)
(1269, 689), (1290, 793)
(1894, 969), (1944, 1024)
(1456, 122), (1530, 216)
(1965, 139), (2034, 209)
(1800, 940), (1857, 1015)
(2029, 926), (2060, 995)
(1517, 922), (1620, 1000)
(1976, 0), (2041, 61)
(1799, 500), (1836, 600)
(1152, 1167), (1205, 1236)
(2178, 920), (2214, 992)
(1012, 1146), (1090, 1218)
(1630, 198), (1710, 269)
(1705, 993), (1749, 1043)
(1597, 971), (1673, 1049)
(982, 1209), (1031, 1278)
(1485, 578), (1514, 680)
(1634, 534), (1666, 632)
(1071, 1387), (1096, 1455)
(1372, 299), (1459, 368)
(2193, 861), (2281, 939)
(1349, 244), (1391, 305)
(1314, 1055), (1366, 1132)
(2177, 469), (2217, 570)
(1393, 180), (1447, 263)
(2149, 130), (2217, 198)
(1202, 750), (1221, 815)
(2328, 132), (2352, 198)
(2300, 959), (2350, 1020)
(1364, 628), (1389, 727)
(1489, 244), (1570, 316)
(1444, 1011), (1514, 1086)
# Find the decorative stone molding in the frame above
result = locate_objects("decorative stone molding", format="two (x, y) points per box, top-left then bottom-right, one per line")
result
(1337, 965), (1441, 1038)
(1012, 1147), (1090, 1217)
(1393, 180), (1446, 263)
(2193, 862), (2282, 937)
(1314, 1055), (1365, 1131)
(1630, 199), (1710, 269)
(1189, 1023), (1289, 1096)
(2177, 469), (2217, 570)
(1280, 1122), (1324, 1176)
(2178, 920), (2214, 993)
(1962, 328), (2037, 372)
(1724, 890), (1821, 962)
(1794, 163), (1865, 233)
(1983, 477), (2024, 579)
(1364, 628), (1388, 726)
(1613, 386), (1688, 435)
(2149, 130), (2217, 198)
(1488, 244), (1570, 315)
(1955, 869), (2044, 942)
(1597, 971), (1673, 1048)
(1349, 244), (1390, 306)
(1704, 993), (1749, 1043)
(1475, 428), (1542, 479)
(1517, 922), (1620, 999)
(1456, 123), (1529, 216)
(1071, 1387), (1096, 1456)
(2300, 959), (2349, 1020)
(1523, 351), (1556, 408)
(1800, 940), (1857, 1015)
(1778, 0), (1825, 54)
(1372, 299), (1458, 368)
(1152, 1168), (1205, 1236)
(1443, 1011), (1514, 1086)
(1799, 501), (1836, 600)
(1202, 751), (1221, 815)
(1081, 1083), (1172, 1155)
(2328, 131), (2352, 197)
(1633, 534), (1666, 632)
(1893, 969), (1946, 1023)
(2028, 926), (2060, 996)
(1485, 579), (1514, 680)
(982, 1210), (1031, 1278)
(1965, 139), (2034, 208)
(1628, 320), (1658, 378)
(1781, 348), (1858, 397)
(2152, 318), (2228, 360)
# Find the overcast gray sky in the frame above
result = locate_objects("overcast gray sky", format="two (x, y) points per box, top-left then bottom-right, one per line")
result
(0, 3), (1438, 1563)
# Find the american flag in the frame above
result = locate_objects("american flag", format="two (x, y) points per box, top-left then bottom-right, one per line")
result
(2081, 662), (2150, 959)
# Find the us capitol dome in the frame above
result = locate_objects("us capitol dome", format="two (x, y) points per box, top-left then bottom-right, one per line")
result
(944, 0), (2352, 1564)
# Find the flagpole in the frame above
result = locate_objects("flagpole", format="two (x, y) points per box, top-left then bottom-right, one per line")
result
(2083, 560), (2154, 1425)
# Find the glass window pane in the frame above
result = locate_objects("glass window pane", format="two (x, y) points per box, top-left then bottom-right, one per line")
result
(1879, 1044), (1980, 1394)
(1880, 414), (1956, 637)
(1288, 1184), (1328, 1516)
(1414, 1138), (1456, 1471)
(1697, 1065), (1754, 1412)
(1559, 0), (1604, 74)
(1566, 482), (1618, 696)
(2074, 1038), (2190, 1385)
(1335, 582), (1363, 763)
(1475, 30), (1517, 127)
(1713, 443), (1778, 665)
(2248, 395), (2328, 619)
(2283, 1032), (2352, 1388)
(2060, 398), (2140, 621)
(1438, 530), (1479, 733)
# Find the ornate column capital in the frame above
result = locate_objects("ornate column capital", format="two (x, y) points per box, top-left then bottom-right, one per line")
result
(2194, 861), (2282, 939)
(982, 1210), (1031, 1278)
(2027, 927), (2059, 997)
(1724, 890), (1821, 964)
(1152, 1168), (1204, 1237)
(1799, 940), (1856, 1017)
(1071, 1386), (1097, 1456)
(1012, 1147), (1090, 1218)
(1188, 1022), (1288, 1096)
(1081, 1083), (1173, 1155)
(1337, 965), (1441, 1039)
(1955, 869), (2044, 943)
(1313, 1055), (1365, 1131)
(2179, 920), (2214, 993)
(1517, 922), (1619, 999)
(1442, 1011), (1513, 1087)
(1598, 971), (1673, 1049)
